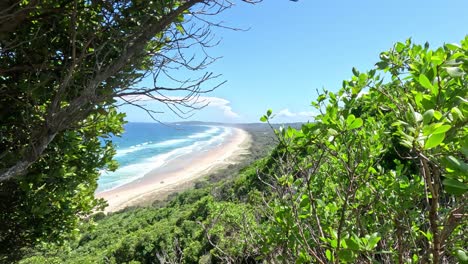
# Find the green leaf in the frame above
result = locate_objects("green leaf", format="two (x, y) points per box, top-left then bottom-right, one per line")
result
(424, 133), (445, 149)
(348, 118), (363, 130)
(317, 94), (327, 103)
(423, 109), (434, 124)
(266, 109), (272, 117)
(395, 42), (405, 52)
(445, 43), (461, 50)
(352, 67), (359, 77)
(367, 233), (381, 250)
(419, 230), (433, 241)
(375, 61), (388, 70)
(338, 250), (354, 262)
(433, 110), (443, 120)
(175, 24), (185, 34)
(423, 123), (443, 136)
(286, 127), (295, 138)
(299, 195), (310, 208)
(260, 116), (267, 122)
(414, 92), (423, 108)
(431, 55), (444, 65)
(455, 249), (468, 263)
(325, 249), (333, 261)
(352, 85), (361, 95)
(346, 114), (356, 125)
(330, 239), (338, 248)
(444, 155), (468, 174)
(432, 124), (451, 134)
(446, 67), (465, 77)
(451, 107), (465, 121)
(328, 128), (338, 136)
(414, 111), (423, 123)
(445, 59), (463, 66)
(443, 178), (468, 195)
(419, 74), (434, 90)
(345, 238), (360, 251)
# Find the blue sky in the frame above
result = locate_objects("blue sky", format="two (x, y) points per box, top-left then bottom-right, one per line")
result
(121, 0), (468, 123)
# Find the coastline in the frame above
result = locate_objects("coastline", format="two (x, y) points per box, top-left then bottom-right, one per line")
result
(96, 127), (251, 213)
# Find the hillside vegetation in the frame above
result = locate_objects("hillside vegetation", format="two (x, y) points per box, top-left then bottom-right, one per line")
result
(0, 0), (245, 255)
(18, 39), (468, 263)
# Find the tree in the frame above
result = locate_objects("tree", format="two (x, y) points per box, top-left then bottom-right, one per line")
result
(0, 0), (223, 182)
(0, 0), (256, 258)
(259, 38), (467, 263)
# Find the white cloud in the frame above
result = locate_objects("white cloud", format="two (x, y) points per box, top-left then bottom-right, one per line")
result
(276, 108), (316, 119)
(198, 96), (240, 118)
(120, 94), (240, 119)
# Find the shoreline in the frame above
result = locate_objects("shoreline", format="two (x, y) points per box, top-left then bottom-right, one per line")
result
(96, 127), (251, 213)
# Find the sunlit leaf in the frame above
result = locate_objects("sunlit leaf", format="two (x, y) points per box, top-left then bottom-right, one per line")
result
(445, 43), (461, 50)
(425, 133), (445, 149)
(432, 124), (451, 134)
(266, 109), (273, 117)
(456, 249), (468, 262)
(419, 74), (433, 90)
(348, 117), (363, 130)
(446, 67), (465, 77)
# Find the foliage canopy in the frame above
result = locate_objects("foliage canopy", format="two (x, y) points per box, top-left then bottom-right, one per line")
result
(258, 37), (467, 263)
(18, 38), (468, 263)
(0, 0), (248, 256)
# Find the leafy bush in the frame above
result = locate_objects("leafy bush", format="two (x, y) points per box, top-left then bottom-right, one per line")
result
(259, 38), (467, 263)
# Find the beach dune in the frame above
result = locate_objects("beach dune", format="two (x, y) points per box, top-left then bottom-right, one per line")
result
(96, 127), (250, 212)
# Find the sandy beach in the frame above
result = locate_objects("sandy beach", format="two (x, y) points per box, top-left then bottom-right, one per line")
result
(96, 127), (251, 213)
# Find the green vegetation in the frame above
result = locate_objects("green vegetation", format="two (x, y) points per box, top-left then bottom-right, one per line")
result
(17, 39), (467, 263)
(0, 0), (237, 257)
(257, 38), (467, 263)
(0, 109), (124, 258)
(19, 158), (268, 263)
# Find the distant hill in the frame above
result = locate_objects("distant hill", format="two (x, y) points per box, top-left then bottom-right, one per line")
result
(171, 121), (305, 130)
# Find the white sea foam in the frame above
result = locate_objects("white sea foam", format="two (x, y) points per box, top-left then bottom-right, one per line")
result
(99, 149), (180, 191)
(204, 127), (231, 146)
(114, 126), (220, 157)
(154, 138), (189, 147)
(115, 139), (188, 157)
(188, 126), (220, 139)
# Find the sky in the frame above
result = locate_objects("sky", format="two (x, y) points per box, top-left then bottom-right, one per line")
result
(120, 0), (468, 124)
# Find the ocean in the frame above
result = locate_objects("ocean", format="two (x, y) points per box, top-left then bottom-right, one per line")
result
(97, 122), (231, 192)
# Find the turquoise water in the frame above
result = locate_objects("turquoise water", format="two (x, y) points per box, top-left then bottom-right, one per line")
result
(97, 123), (230, 192)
